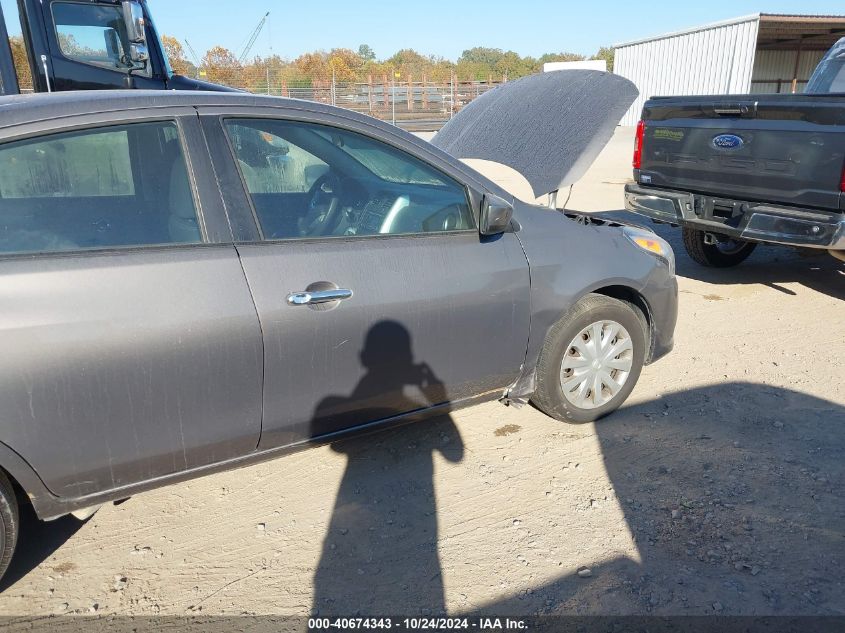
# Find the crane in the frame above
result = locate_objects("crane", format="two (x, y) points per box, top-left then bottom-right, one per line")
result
(238, 12), (270, 65)
(182, 39), (202, 79)
(183, 39), (201, 67)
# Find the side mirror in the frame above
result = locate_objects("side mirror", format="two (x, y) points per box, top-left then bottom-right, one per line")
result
(128, 42), (149, 65)
(480, 194), (514, 236)
(122, 1), (147, 45)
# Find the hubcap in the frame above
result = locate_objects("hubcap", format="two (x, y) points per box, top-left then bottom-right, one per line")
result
(559, 320), (634, 410)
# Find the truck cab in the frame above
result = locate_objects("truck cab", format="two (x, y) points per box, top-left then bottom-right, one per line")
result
(0, 0), (233, 95)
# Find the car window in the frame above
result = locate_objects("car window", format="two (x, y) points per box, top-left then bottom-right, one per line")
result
(51, 1), (147, 75)
(0, 121), (202, 255)
(225, 119), (474, 240)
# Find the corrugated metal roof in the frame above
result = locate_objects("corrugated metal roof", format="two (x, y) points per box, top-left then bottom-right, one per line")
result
(614, 14), (760, 49)
(615, 13), (845, 50)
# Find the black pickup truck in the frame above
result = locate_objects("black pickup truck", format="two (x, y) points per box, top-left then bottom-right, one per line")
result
(625, 38), (845, 267)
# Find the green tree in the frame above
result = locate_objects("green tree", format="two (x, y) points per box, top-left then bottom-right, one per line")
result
(538, 52), (586, 65)
(458, 47), (505, 67)
(591, 46), (615, 72)
(357, 44), (376, 62)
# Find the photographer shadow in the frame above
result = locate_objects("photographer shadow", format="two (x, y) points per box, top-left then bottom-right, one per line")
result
(310, 321), (464, 616)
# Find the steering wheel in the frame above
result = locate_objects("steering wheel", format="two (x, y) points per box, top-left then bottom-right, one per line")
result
(299, 172), (343, 237)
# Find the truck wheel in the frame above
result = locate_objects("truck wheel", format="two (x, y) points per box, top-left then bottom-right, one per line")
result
(531, 294), (647, 424)
(682, 228), (756, 267)
(0, 471), (19, 585)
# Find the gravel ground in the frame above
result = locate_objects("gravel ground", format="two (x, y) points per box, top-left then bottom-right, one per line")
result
(1, 128), (843, 621)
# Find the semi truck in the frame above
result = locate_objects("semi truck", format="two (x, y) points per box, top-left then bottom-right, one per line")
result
(0, 0), (233, 95)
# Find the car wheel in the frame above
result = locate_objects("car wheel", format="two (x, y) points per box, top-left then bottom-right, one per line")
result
(532, 294), (648, 424)
(682, 228), (757, 267)
(0, 471), (18, 584)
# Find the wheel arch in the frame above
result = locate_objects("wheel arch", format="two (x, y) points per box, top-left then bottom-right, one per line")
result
(0, 441), (57, 520)
(591, 285), (656, 364)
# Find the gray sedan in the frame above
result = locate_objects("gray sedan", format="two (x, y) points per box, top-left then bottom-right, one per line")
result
(0, 88), (676, 582)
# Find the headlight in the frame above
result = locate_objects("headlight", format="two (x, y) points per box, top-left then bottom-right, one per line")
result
(622, 226), (675, 274)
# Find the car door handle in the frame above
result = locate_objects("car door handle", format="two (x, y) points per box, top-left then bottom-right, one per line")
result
(286, 288), (353, 306)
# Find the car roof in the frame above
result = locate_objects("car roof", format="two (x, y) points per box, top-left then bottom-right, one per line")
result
(0, 89), (515, 202)
(0, 90), (388, 131)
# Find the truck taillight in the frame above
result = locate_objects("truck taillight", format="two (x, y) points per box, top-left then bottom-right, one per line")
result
(633, 120), (645, 169)
(841, 162), (845, 192)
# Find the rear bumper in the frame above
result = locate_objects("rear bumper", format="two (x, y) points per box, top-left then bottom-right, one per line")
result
(624, 184), (845, 250)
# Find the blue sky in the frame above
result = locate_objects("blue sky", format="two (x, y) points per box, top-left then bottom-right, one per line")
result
(3, 0), (844, 60)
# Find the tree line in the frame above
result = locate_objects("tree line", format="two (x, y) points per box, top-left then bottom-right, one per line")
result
(162, 38), (615, 89)
(6, 33), (614, 92)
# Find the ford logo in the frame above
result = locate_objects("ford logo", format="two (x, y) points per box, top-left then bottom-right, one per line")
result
(712, 134), (744, 150)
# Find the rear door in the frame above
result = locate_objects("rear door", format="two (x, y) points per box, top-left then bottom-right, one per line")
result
(0, 109), (263, 499)
(0, 2), (20, 94)
(201, 109), (531, 448)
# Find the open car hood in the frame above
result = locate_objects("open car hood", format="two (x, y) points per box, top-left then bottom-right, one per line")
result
(432, 70), (638, 199)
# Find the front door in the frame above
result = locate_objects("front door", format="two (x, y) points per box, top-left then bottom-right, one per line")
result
(205, 114), (531, 448)
(0, 114), (263, 498)
(40, 0), (166, 91)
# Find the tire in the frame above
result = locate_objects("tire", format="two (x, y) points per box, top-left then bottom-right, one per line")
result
(531, 294), (648, 424)
(0, 471), (18, 585)
(682, 228), (757, 268)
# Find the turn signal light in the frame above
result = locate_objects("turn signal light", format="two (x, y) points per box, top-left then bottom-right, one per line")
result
(633, 120), (645, 169)
(632, 236), (664, 254)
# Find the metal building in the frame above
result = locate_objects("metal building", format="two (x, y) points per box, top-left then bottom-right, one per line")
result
(615, 13), (845, 126)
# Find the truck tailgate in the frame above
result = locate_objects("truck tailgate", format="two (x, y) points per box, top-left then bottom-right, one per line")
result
(639, 95), (845, 211)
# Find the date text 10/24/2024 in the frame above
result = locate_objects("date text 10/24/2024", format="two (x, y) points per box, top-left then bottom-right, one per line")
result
(307, 618), (528, 631)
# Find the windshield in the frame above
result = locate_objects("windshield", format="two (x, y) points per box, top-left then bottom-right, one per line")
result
(312, 129), (444, 185)
(806, 38), (845, 94)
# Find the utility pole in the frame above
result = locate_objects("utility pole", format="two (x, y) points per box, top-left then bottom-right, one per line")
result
(392, 72), (399, 126)
(450, 72), (455, 119)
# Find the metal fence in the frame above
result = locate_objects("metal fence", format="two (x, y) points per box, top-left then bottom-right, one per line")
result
(204, 71), (504, 129)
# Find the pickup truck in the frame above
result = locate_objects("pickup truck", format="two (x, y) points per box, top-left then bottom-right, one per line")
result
(624, 37), (845, 267)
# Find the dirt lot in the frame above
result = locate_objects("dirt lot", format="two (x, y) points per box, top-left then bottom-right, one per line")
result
(1, 129), (843, 620)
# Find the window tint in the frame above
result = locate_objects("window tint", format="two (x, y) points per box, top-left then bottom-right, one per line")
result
(225, 119), (474, 240)
(0, 121), (202, 255)
(52, 2), (145, 75)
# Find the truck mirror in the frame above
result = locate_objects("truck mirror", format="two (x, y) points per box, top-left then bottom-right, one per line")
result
(128, 43), (149, 66)
(121, 1), (147, 44)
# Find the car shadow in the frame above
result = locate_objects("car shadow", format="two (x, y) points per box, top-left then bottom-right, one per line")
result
(310, 320), (464, 616)
(0, 502), (82, 593)
(461, 382), (845, 616)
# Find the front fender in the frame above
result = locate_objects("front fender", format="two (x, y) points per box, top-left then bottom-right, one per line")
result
(510, 203), (677, 399)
